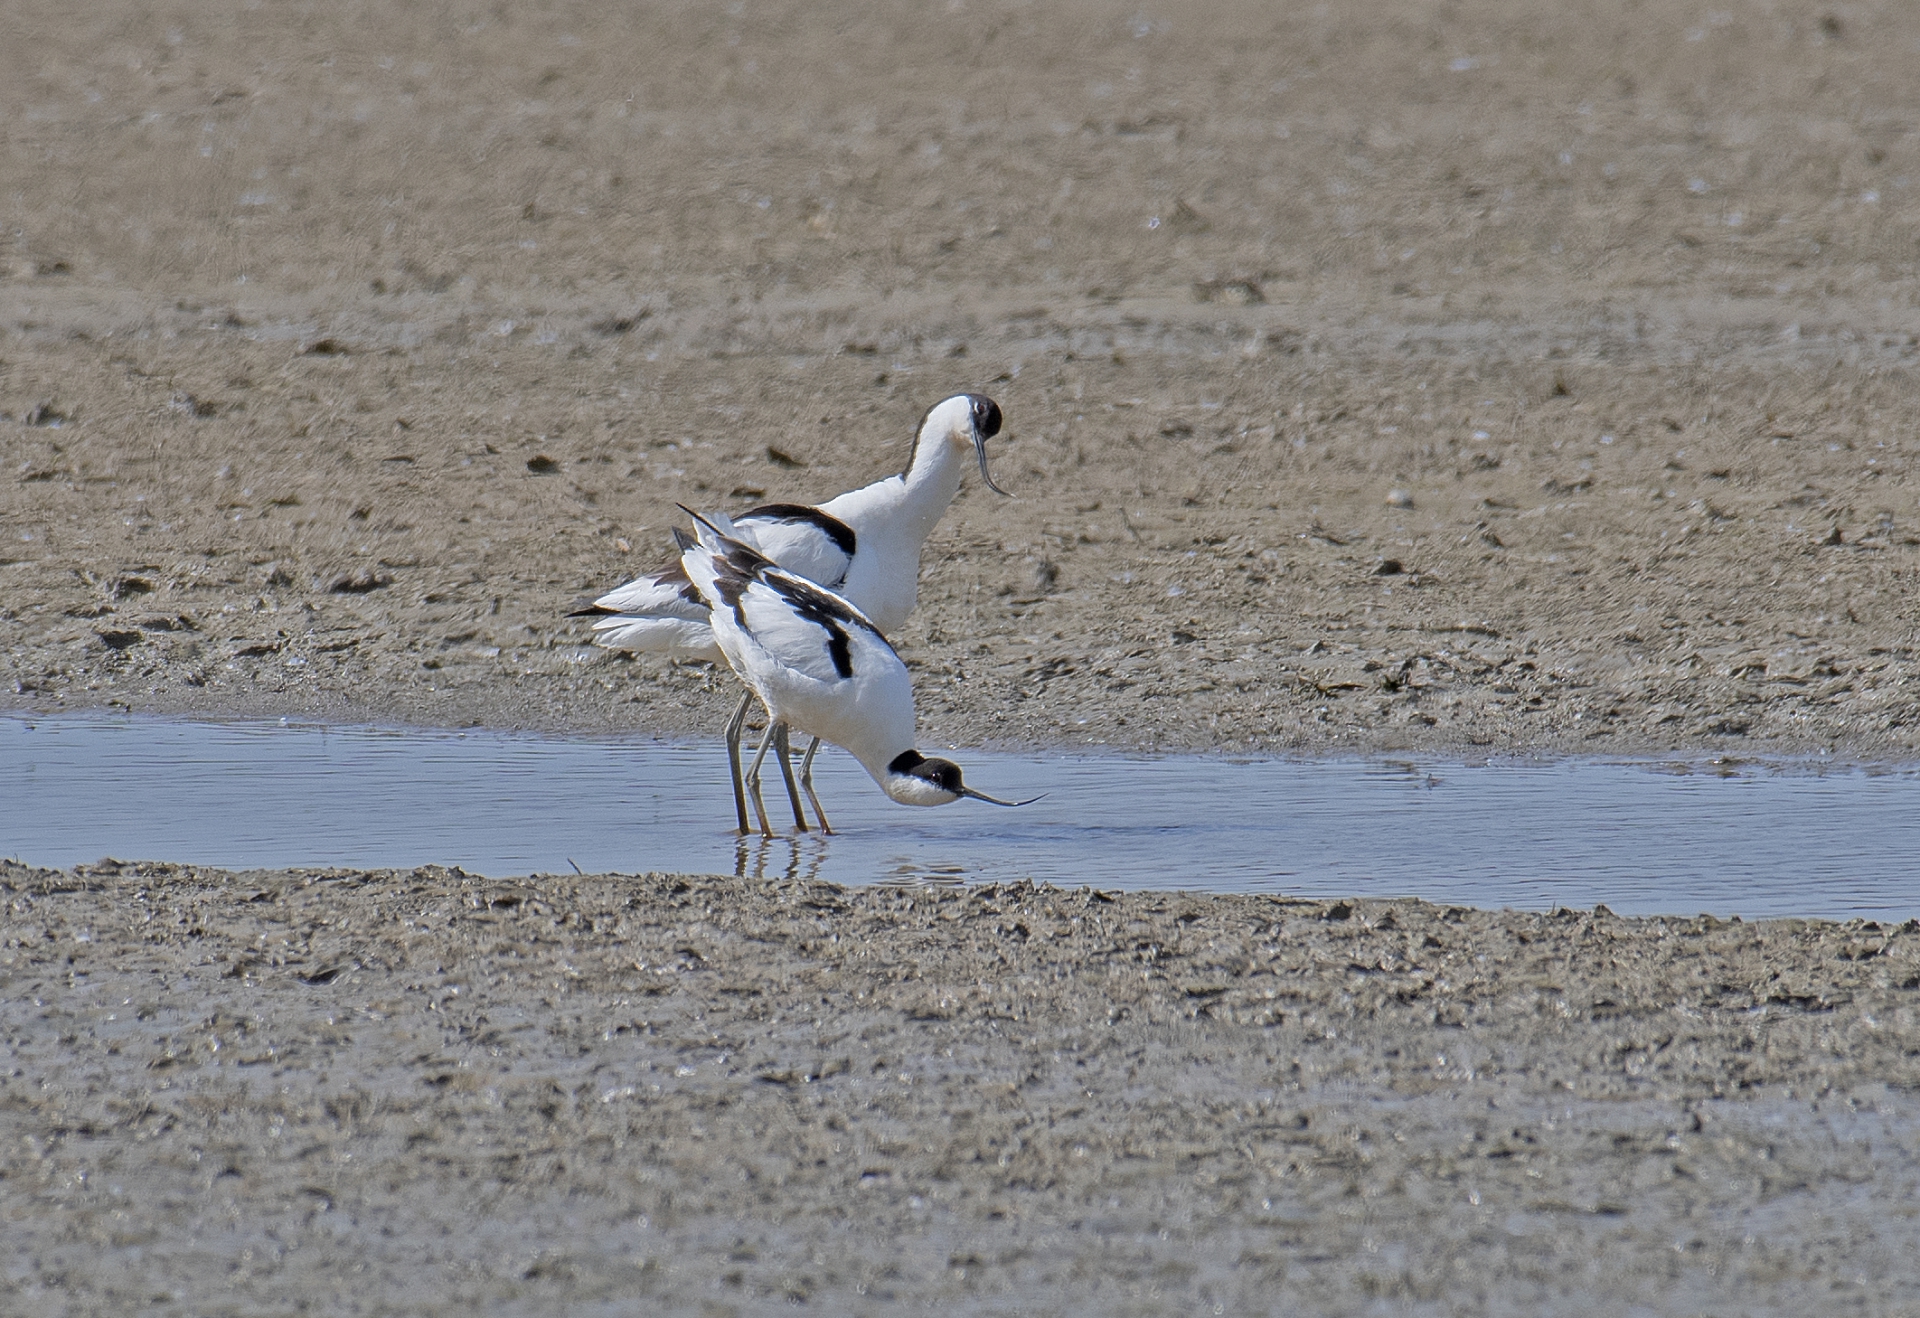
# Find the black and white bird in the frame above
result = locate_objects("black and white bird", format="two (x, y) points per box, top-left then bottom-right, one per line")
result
(674, 510), (1029, 833)
(572, 393), (1007, 831)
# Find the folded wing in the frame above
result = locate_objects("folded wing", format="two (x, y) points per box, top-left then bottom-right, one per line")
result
(573, 504), (858, 662)
(680, 523), (891, 686)
(735, 504), (857, 589)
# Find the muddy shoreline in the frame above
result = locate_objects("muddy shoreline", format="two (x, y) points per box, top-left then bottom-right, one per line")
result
(6, 860), (1919, 1315)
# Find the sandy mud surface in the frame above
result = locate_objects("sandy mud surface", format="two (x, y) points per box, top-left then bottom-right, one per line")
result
(4, 0), (1920, 1311)
(6, 860), (1920, 1315)
(3, 0), (1918, 757)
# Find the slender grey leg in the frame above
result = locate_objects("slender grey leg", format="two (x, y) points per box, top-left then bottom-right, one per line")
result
(798, 737), (833, 835)
(772, 724), (808, 832)
(723, 691), (753, 836)
(744, 721), (778, 837)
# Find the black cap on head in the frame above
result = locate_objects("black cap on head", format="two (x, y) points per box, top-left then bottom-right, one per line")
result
(918, 758), (965, 793)
(887, 748), (1038, 806)
(967, 394), (1002, 438)
(887, 748), (961, 790)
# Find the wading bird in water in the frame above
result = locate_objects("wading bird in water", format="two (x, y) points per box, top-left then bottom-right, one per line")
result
(674, 508), (1034, 834)
(572, 393), (1008, 831)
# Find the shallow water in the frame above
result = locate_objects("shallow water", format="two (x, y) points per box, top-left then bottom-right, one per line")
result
(3, 713), (1918, 919)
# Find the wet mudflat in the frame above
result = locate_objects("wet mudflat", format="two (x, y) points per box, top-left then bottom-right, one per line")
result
(6, 860), (1920, 1315)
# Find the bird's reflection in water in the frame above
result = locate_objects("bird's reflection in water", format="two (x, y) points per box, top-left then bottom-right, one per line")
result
(734, 832), (830, 882)
(875, 859), (969, 889)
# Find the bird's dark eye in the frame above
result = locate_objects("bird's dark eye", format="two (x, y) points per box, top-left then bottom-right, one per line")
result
(969, 396), (1002, 438)
(911, 757), (965, 792)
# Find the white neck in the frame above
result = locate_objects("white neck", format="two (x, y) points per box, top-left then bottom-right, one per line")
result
(822, 426), (965, 538)
(893, 428), (970, 542)
(812, 409), (974, 633)
(850, 743), (915, 799)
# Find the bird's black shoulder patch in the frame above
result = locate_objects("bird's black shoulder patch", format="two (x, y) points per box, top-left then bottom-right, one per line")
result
(820, 619), (853, 678)
(741, 503), (857, 558)
(767, 570), (878, 633)
(764, 572), (870, 678)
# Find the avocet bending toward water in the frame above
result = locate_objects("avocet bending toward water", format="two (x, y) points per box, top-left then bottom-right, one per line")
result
(572, 393), (1007, 830)
(675, 511), (1032, 834)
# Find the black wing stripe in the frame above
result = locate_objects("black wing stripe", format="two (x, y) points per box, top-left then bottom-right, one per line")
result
(721, 538), (775, 578)
(812, 611), (853, 679)
(765, 571), (884, 640)
(762, 570), (892, 679)
(691, 525), (881, 680)
(741, 503), (857, 558)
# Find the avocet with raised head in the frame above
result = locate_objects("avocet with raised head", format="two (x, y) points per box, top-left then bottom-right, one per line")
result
(573, 393), (1007, 831)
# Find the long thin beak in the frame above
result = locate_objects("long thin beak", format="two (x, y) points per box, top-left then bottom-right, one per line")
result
(973, 428), (1012, 497)
(962, 787), (1044, 807)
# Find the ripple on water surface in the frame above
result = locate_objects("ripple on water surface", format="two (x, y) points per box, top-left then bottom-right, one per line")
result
(3, 714), (1918, 920)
